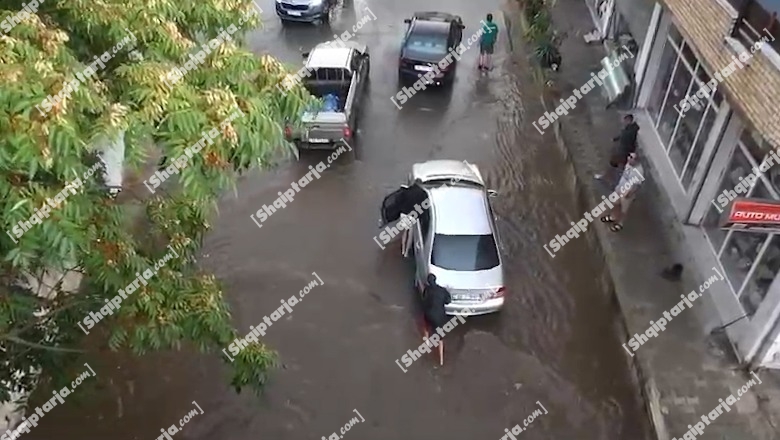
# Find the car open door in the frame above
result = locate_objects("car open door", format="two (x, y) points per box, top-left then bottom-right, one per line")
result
(380, 186), (410, 226)
(380, 184), (428, 226)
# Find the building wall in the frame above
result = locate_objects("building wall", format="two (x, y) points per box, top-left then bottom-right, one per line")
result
(660, 0), (780, 150)
(634, 0), (780, 365)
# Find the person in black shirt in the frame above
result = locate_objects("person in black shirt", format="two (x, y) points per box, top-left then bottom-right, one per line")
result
(397, 180), (427, 257)
(595, 114), (640, 183)
(421, 274), (451, 365)
(422, 274), (451, 333)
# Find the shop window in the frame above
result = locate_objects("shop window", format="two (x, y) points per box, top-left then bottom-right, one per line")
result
(658, 56), (694, 148)
(704, 144), (757, 252)
(703, 125), (780, 313)
(740, 234), (780, 315)
(681, 103), (719, 190)
(719, 179), (775, 299)
(721, 229), (768, 297)
(668, 78), (701, 178)
(669, 22), (683, 48)
(680, 42), (699, 72)
(740, 129), (780, 196)
(648, 37), (679, 125)
(694, 67), (724, 109)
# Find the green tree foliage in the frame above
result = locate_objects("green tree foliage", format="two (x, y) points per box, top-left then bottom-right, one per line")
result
(0, 0), (311, 402)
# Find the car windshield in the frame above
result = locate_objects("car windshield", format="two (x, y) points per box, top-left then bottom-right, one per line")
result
(431, 234), (499, 271)
(405, 32), (448, 57)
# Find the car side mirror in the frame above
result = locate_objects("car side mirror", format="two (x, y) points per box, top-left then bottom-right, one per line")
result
(403, 18), (411, 24)
(302, 52), (310, 58)
(488, 189), (498, 197)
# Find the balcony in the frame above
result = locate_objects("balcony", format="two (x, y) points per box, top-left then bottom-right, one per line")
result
(727, 0), (780, 55)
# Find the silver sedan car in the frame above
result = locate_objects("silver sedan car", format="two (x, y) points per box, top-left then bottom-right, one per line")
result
(380, 160), (506, 316)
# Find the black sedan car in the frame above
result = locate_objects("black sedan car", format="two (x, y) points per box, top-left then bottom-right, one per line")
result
(398, 12), (465, 86)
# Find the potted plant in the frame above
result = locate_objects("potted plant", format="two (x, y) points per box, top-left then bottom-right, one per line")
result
(535, 33), (562, 71)
(525, 8), (551, 40)
(525, 0), (545, 20)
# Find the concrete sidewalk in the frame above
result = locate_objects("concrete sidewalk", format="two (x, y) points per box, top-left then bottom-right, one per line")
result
(534, 0), (780, 438)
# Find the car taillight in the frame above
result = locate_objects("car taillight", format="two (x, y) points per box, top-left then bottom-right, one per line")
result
(284, 126), (292, 138)
(343, 127), (351, 138)
(489, 287), (505, 298)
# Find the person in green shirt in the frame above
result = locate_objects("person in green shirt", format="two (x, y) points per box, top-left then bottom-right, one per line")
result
(478, 13), (499, 71)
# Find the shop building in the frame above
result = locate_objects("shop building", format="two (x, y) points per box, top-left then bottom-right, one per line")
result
(599, 0), (780, 368)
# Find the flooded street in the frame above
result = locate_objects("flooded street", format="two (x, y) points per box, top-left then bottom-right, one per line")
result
(24, 0), (653, 438)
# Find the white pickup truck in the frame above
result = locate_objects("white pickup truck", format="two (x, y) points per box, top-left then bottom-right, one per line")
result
(286, 41), (370, 149)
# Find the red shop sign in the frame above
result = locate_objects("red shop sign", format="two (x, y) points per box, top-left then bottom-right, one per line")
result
(721, 198), (780, 232)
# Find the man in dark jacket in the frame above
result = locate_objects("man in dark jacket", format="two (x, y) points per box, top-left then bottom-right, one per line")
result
(422, 274), (451, 332)
(421, 273), (451, 365)
(595, 114), (640, 183)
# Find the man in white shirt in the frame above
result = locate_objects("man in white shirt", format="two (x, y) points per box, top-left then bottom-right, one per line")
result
(600, 152), (644, 231)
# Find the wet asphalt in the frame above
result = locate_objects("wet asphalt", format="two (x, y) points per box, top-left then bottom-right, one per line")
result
(22, 0), (654, 439)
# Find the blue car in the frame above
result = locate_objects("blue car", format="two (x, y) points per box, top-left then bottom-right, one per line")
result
(398, 12), (465, 86)
(276, 0), (332, 24)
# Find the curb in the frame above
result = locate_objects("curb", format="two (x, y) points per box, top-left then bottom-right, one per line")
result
(540, 92), (663, 440)
(507, 2), (664, 438)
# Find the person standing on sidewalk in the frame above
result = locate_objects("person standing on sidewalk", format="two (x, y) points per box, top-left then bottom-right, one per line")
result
(478, 13), (499, 71)
(594, 114), (640, 183)
(600, 151), (644, 232)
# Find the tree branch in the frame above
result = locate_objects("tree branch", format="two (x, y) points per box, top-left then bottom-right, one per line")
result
(0, 296), (88, 341)
(5, 336), (84, 353)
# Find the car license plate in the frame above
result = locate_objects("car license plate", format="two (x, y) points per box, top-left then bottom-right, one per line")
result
(455, 294), (481, 301)
(287, 10), (302, 16)
(414, 65), (434, 72)
(308, 138), (329, 143)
